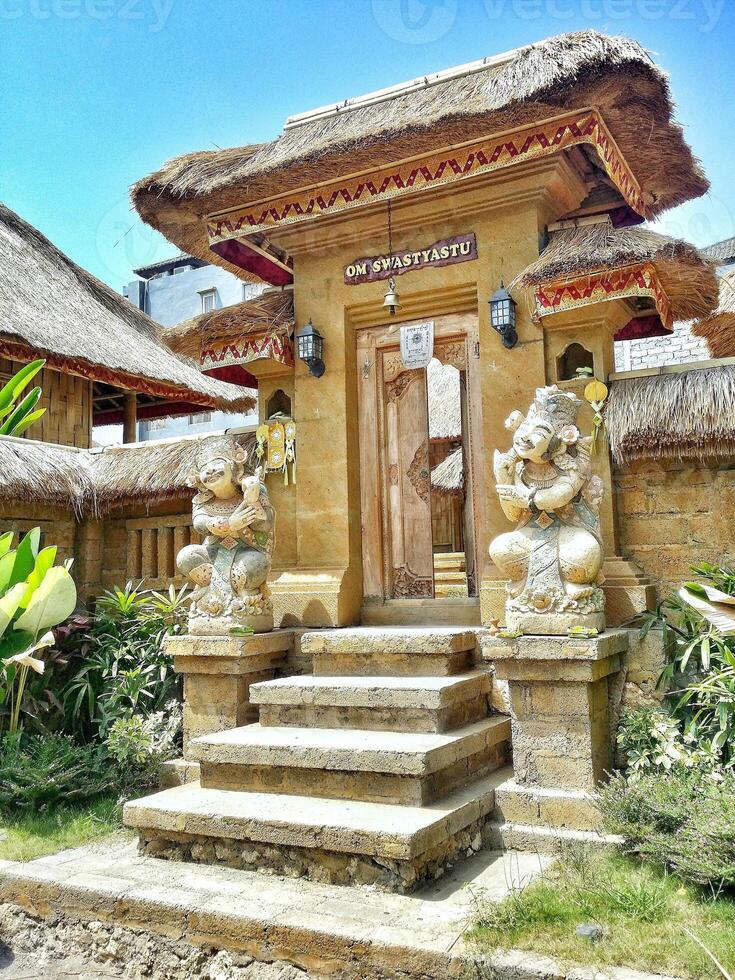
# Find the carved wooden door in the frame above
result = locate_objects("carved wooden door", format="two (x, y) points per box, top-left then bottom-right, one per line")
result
(383, 364), (434, 598)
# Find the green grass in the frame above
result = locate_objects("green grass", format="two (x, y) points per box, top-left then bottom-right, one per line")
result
(469, 847), (735, 979)
(0, 796), (127, 862)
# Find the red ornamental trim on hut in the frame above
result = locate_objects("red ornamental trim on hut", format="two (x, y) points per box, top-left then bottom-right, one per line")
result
(532, 262), (673, 331)
(200, 333), (294, 372)
(206, 109), (647, 245)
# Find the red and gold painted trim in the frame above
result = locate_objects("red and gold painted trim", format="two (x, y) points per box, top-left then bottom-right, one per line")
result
(200, 332), (294, 373)
(205, 108), (647, 247)
(532, 263), (673, 331)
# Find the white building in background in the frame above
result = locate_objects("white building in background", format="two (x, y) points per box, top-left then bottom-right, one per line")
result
(123, 255), (262, 441)
(614, 236), (735, 372)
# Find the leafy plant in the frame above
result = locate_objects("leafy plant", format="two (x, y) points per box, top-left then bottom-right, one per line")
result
(0, 359), (46, 437)
(0, 731), (116, 813)
(617, 706), (723, 777)
(106, 701), (182, 791)
(63, 582), (188, 740)
(0, 527), (77, 733)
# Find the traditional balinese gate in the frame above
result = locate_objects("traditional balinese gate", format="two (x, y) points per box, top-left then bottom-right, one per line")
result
(356, 312), (484, 602)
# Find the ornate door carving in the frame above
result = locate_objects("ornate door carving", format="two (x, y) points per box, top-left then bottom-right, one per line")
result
(384, 366), (434, 598)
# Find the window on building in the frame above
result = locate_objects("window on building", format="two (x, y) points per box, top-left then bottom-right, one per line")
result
(188, 412), (213, 424)
(200, 290), (217, 313)
(146, 418), (167, 431)
(173, 265), (189, 275)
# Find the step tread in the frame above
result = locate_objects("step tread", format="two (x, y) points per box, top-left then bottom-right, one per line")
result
(123, 772), (506, 860)
(301, 627), (478, 656)
(189, 717), (510, 775)
(249, 671), (490, 708)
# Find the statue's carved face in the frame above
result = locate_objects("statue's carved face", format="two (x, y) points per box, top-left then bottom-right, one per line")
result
(199, 457), (236, 496)
(512, 414), (555, 463)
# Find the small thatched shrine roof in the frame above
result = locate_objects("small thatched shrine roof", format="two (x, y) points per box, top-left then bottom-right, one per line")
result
(606, 362), (735, 463)
(0, 430), (257, 516)
(132, 31), (707, 280)
(691, 269), (735, 358)
(0, 204), (256, 417)
(512, 220), (718, 324)
(428, 359), (461, 441)
(165, 289), (294, 358)
(431, 447), (463, 494)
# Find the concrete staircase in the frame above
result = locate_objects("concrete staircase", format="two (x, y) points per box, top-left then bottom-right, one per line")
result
(433, 551), (468, 597)
(124, 627), (512, 892)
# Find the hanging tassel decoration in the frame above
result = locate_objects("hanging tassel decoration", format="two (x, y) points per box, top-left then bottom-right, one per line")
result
(584, 379), (609, 454)
(284, 420), (296, 485)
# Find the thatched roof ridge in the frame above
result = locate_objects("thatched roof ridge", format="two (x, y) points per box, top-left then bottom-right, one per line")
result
(513, 220), (718, 321)
(431, 447), (463, 493)
(691, 269), (735, 358)
(0, 204), (256, 412)
(428, 359), (462, 440)
(0, 430), (258, 515)
(165, 289), (294, 358)
(133, 31), (708, 277)
(606, 363), (735, 463)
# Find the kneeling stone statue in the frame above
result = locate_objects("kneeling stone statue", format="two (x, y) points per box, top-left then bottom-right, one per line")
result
(177, 434), (275, 635)
(489, 385), (605, 635)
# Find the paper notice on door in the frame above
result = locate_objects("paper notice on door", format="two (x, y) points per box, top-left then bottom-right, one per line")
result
(400, 321), (434, 369)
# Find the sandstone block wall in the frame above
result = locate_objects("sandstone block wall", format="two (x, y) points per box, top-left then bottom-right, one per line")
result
(613, 321), (708, 373)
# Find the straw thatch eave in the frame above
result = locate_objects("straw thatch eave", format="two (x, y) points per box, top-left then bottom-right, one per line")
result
(431, 447), (463, 494)
(513, 221), (719, 322)
(692, 269), (735, 357)
(606, 363), (735, 464)
(428, 359), (462, 441)
(132, 31), (708, 276)
(164, 290), (294, 358)
(0, 203), (256, 413)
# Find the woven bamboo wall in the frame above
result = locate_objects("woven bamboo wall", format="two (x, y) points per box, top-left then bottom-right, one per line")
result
(0, 359), (92, 448)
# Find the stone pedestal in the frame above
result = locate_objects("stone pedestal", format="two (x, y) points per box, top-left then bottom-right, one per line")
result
(481, 630), (628, 834)
(160, 632), (291, 786)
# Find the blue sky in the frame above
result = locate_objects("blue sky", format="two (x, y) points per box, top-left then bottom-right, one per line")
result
(3, 0), (734, 292)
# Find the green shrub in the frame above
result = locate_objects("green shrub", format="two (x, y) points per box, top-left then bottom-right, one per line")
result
(599, 769), (735, 893)
(616, 706), (723, 777)
(105, 701), (182, 791)
(0, 732), (116, 813)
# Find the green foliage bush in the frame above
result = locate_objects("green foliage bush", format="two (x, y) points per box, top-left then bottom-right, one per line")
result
(599, 769), (735, 893)
(105, 700), (182, 792)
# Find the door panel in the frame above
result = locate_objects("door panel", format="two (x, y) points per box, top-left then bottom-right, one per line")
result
(384, 366), (434, 598)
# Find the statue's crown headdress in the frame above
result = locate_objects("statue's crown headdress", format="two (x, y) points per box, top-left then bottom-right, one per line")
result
(531, 385), (581, 431)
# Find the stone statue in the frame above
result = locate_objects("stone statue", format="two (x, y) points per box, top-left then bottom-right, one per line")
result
(488, 385), (605, 635)
(177, 434), (275, 635)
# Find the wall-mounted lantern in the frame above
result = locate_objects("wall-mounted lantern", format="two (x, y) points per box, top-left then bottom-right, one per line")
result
(489, 281), (518, 349)
(296, 319), (325, 377)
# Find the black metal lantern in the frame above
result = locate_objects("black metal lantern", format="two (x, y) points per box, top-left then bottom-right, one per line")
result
(296, 319), (325, 377)
(489, 280), (518, 349)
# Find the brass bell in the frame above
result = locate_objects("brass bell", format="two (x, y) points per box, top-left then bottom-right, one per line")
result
(382, 277), (400, 316)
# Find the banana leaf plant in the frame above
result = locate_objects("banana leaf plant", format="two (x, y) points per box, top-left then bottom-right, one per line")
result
(0, 527), (77, 732)
(0, 359), (47, 437)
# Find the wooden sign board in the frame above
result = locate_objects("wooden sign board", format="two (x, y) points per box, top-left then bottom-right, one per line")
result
(344, 233), (477, 284)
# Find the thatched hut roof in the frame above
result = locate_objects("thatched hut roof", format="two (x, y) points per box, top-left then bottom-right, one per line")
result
(0, 430), (258, 516)
(165, 289), (294, 358)
(0, 204), (255, 414)
(428, 359), (461, 440)
(431, 447), (463, 494)
(132, 31), (707, 279)
(691, 269), (735, 358)
(512, 220), (718, 322)
(606, 363), (735, 463)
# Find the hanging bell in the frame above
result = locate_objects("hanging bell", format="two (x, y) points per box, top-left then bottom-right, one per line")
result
(382, 277), (400, 316)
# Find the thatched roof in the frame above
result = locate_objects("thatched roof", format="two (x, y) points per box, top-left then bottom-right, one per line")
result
(133, 31), (707, 279)
(701, 238), (735, 265)
(431, 447), (463, 494)
(165, 289), (293, 358)
(0, 430), (258, 516)
(606, 363), (735, 463)
(512, 220), (718, 322)
(691, 269), (735, 358)
(0, 204), (255, 413)
(428, 359), (461, 440)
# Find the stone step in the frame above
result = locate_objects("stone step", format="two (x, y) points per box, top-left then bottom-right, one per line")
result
(361, 598), (481, 627)
(124, 771), (506, 892)
(191, 717), (511, 805)
(433, 552), (465, 569)
(250, 671), (492, 733)
(302, 627), (478, 676)
(493, 778), (603, 832)
(433, 571), (467, 583)
(484, 820), (622, 852)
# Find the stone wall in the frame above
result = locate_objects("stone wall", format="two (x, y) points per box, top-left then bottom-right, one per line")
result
(615, 455), (735, 598)
(613, 321), (708, 372)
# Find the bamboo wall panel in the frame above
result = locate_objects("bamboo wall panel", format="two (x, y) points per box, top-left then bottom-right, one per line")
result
(0, 360), (92, 448)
